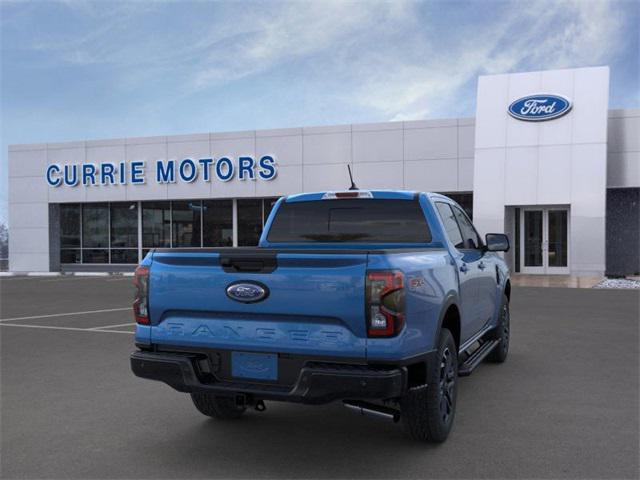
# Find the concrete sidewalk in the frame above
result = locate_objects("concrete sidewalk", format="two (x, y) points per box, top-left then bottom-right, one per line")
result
(511, 274), (602, 288)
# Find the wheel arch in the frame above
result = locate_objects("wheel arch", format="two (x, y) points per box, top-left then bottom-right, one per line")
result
(438, 296), (461, 352)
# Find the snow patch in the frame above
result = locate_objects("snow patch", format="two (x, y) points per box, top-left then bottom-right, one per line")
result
(593, 279), (640, 289)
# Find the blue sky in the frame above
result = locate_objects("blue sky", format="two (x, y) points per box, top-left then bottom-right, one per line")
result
(1, 0), (638, 225)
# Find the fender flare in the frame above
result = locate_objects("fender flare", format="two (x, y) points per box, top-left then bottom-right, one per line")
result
(435, 292), (461, 349)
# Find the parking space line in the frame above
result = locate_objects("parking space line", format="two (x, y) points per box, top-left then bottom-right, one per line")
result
(0, 276), (44, 282)
(88, 322), (136, 330)
(0, 307), (130, 323)
(0, 323), (134, 334)
(90, 329), (135, 334)
(41, 277), (89, 283)
(41, 276), (118, 283)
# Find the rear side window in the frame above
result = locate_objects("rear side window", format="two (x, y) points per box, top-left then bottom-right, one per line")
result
(451, 205), (482, 249)
(435, 202), (464, 248)
(267, 199), (431, 243)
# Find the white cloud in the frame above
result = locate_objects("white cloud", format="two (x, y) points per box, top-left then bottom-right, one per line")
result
(189, 1), (414, 91)
(5, 0), (631, 121)
(349, 0), (626, 121)
(19, 1), (418, 97)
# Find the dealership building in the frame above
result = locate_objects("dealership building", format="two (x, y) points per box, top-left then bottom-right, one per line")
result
(7, 66), (640, 276)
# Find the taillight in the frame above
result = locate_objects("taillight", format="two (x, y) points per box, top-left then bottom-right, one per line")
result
(133, 265), (150, 325)
(366, 270), (405, 337)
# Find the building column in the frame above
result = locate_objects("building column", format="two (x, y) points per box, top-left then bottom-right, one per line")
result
(232, 199), (238, 247)
(48, 204), (61, 272)
(137, 201), (143, 262)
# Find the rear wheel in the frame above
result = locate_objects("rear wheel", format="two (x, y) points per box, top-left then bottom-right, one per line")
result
(190, 393), (246, 419)
(400, 328), (458, 442)
(487, 293), (509, 363)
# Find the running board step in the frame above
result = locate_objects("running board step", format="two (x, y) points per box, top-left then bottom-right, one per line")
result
(458, 339), (501, 377)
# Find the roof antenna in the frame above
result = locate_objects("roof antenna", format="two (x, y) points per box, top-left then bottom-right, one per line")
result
(347, 165), (358, 190)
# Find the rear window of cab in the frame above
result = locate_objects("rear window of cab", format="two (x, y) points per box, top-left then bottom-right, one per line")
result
(267, 199), (431, 243)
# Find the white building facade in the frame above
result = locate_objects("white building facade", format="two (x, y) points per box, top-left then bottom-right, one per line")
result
(8, 66), (640, 276)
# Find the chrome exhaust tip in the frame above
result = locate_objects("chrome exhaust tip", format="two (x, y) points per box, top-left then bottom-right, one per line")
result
(343, 401), (400, 422)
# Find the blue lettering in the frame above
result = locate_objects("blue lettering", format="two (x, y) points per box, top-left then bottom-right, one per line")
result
(156, 160), (175, 183)
(64, 164), (78, 186)
(238, 156), (255, 180)
(100, 162), (116, 185)
(198, 158), (213, 182)
(258, 156), (277, 180)
(46, 164), (61, 187)
(166, 322), (184, 336)
(130, 161), (145, 184)
(82, 164), (97, 186)
(119, 161), (127, 184)
(179, 158), (197, 183)
(215, 157), (234, 182)
(193, 325), (215, 337)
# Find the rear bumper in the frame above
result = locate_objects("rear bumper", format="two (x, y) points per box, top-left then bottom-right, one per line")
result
(130, 351), (409, 404)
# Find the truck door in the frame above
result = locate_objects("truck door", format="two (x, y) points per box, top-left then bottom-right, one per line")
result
(435, 202), (482, 343)
(450, 204), (497, 334)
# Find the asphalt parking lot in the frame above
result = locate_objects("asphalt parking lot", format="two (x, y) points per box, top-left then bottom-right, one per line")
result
(1, 277), (638, 479)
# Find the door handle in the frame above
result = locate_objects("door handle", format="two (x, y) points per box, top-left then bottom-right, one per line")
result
(460, 264), (468, 273)
(478, 261), (486, 270)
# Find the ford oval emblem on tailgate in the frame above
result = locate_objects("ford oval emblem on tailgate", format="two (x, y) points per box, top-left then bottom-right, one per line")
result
(226, 281), (269, 303)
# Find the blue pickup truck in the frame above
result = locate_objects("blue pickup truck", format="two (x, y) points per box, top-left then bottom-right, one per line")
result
(131, 190), (511, 442)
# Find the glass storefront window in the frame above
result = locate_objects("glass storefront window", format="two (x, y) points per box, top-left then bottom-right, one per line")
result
(203, 200), (233, 247)
(547, 210), (568, 267)
(111, 203), (138, 248)
(82, 204), (109, 248)
(142, 202), (171, 248)
(60, 204), (81, 248)
(60, 249), (81, 264)
(59, 196), (284, 264)
(172, 201), (202, 247)
(237, 199), (263, 246)
(524, 210), (543, 267)
(111, 249), (139, 264)
(110, 202), (138, 263)
(82, 249), (109, 264)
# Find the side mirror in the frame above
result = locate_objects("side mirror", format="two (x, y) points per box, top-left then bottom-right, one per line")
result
(485, 233), (510, 252)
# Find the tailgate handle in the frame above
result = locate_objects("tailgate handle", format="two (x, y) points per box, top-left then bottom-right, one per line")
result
(220, 254), (277, 273)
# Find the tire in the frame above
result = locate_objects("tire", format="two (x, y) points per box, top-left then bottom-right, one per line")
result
(487, 293), (510, 363)
(400, 328), (458, 443)
(190, 392), (247, 420)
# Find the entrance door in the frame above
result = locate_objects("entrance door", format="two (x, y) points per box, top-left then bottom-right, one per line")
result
(520, 208), (570, 274)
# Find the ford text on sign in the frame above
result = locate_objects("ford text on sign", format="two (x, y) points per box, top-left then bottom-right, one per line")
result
(508, 94), (572, 121)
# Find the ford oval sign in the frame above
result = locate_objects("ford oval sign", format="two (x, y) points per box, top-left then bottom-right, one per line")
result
(508, 94), (572, 121)
(226, 281), (269, 303)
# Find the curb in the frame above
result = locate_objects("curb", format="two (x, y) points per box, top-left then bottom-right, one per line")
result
(1, 272), (135, 277)
(70, 272), (110, 277)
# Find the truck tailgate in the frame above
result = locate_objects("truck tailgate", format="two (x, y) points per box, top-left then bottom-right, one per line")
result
(148, 250), (368, 358)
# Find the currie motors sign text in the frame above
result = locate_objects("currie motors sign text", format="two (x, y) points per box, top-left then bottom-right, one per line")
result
(508, 94), (572, 121)
(46, 155), (277, 187)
